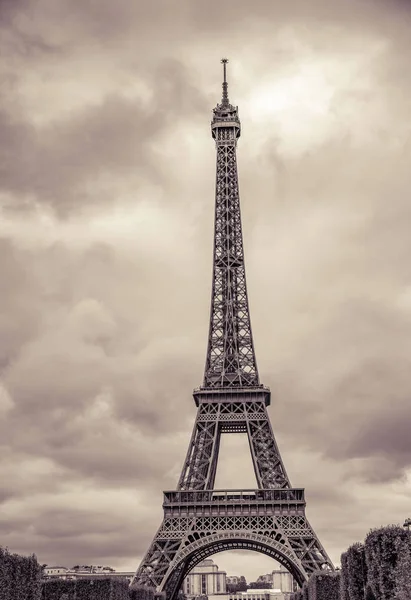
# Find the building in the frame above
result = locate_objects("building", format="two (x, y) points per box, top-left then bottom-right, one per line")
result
(42, 566), (134, 582)
(71, 566), (115, 574)
(183, 559), (227, 598)
(254, 570), (294, 594)
(272, 570), (293, 594)
(230, 590), (285, 600)
(68, 570), (134, 582)
(44, 567), (69, 578)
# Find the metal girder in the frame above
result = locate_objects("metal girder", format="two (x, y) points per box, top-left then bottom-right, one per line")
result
(203, 93), (258, 388)
(132, 508), (332, 599)
(177, 397), (289, 490)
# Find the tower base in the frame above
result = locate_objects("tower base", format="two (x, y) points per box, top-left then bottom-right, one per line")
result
(131, 488), (332, 600)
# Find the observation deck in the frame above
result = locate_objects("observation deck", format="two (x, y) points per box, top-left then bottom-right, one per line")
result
(163, 488), (306, 517)
(192, 385), (271, 406)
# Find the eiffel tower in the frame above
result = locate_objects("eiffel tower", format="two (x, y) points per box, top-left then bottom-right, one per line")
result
(131, 59), (334, 598)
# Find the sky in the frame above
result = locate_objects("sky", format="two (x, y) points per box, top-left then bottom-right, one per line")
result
(1, 0), (411, 583)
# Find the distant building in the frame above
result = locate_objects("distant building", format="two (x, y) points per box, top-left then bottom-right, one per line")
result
(72, 566), (115, 574)
(254, 569), (294, 594)
(230, 589), (285, 600)
(42, 566), (133, 582)
(69, 570), (134, 582)
(44, 567), (69, 578)
(183, 559), (227, 598)
(272, 569), (293, 594)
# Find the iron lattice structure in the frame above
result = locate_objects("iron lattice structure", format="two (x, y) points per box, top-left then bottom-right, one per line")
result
(131, 60), (334, 598)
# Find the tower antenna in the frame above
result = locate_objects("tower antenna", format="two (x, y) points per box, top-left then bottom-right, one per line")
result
(221, 58), (229, 105)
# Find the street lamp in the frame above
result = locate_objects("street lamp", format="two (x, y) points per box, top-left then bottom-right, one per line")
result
(403, 518), (411, 532)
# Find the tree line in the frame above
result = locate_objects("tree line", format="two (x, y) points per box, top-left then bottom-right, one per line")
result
(290, 524), (411, 600)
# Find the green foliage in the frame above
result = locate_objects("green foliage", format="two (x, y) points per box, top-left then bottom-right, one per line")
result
(365, 525), (408, 600)
(248, 582), (271, 589)
(41, 579), (76, 600)
(129, 584), (156, 600)
(307, 570), (341, 600)
(394, 534), (411, 600)
(77, 578), (111, 600)
(364, 585), (376, 600)
(340, 552), (349, 600)
(290, 591), (303, 600)
(302, 581), (309, 600)
(346, 543), (366, 600)
(0, 546), (42, 600)
(227, 580), (247, 593)
(42, 577), (130, 600)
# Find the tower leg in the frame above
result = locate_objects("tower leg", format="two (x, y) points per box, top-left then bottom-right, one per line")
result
(178, 396), (291, 492)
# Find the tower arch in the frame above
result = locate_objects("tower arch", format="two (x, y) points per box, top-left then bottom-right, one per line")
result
(160, 531), (308, 599)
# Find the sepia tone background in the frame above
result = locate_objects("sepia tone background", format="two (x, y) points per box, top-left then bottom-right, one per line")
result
(1, 0), (411, 580)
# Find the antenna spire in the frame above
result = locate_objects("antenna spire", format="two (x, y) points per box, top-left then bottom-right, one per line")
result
(221, 58), (229, 105)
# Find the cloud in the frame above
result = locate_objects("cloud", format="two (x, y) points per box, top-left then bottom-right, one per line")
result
(0, 239), (43, 368)
(247, 133), (411, 481)
(0, 64), (208, 215)
(1, 0), (411, 582)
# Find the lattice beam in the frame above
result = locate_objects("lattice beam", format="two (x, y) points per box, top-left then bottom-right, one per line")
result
(203, 79), (258, 388)
(177, 396), (289, 491)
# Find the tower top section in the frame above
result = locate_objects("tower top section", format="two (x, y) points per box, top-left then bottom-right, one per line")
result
(203, 59), (259, 390)
(221, 58), (229, 105)
(211, 58), (241, 139)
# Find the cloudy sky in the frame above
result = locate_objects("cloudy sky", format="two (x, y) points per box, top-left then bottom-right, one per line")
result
(1, 0), (411, 582)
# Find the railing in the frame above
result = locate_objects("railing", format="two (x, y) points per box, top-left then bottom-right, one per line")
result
(211, 115), (240, 122)
(163, 488), (305, 505)
(192, 385), (271, 407)
(193, 385), (270, 393)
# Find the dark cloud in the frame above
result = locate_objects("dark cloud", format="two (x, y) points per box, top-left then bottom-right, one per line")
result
(1, 0), (411, 580)
(0, 239), (42, 368)
(0, 60), (209, 216)
(0, 238), (200, 447)
(269, 298), (411, 481)
(0, 489), (162, 568)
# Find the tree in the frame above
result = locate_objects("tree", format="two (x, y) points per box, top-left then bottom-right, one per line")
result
(346, 543), (367, 600)
(364, 585), (376, 600)
(394, 536), (411, 600)
(227, 577), (247, 593)
(340, 551), (349, 600)
(307, 571), (340, 600)
(365, 525), (408, 600)
(248, 582), (271, 589)
(238, 576), (247, 591)
(0, 546), (41, 600)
